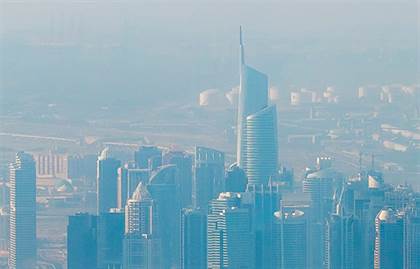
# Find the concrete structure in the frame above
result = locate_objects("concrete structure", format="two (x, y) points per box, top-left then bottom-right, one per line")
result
(207, 193), (254, 269)
(97, 148), (121, 214)
(374, 208), (404, 269)
(273, 209), (308, 269)
(9, 152), (37, 269)
(181, 208), (207, 269)
(123, 183), (161, 269)
(67, 213), (98, 269)
(193, 146), (225, 211)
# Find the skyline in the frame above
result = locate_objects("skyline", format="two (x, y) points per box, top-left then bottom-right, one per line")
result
(0, 1), (419, 268)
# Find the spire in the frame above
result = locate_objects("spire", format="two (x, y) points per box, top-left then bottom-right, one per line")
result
(240, 26), (245, 65)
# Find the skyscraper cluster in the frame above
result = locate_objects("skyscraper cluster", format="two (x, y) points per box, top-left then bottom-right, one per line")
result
(62, 29), (420, 269)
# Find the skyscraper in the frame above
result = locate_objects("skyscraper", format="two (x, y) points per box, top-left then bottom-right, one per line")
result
(244, 105), (278, 186)
(67, 213), (98, 269)
(97, 209), (125, 269)
(273, 209), (308, 269)
(163, 150), (193, 208)
(374, 208), (404, 269)
(207, 192), (254, 269)
(193, 146), (225, 211)
(123, 182), (161, 269)
(134, 146), (162, 170)
(404, 213), (420, 269)
(9, 152), (37, 269)
(117, 164), (149, 209)
(147, 164), (180, 269)
(97, 148), (121, 214)
(225, 163), (247, 193)
(181, 208), (207, 269)
(236, 27), (278, 186)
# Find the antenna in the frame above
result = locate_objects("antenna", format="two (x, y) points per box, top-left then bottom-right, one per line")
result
(239, 26), (245, 65)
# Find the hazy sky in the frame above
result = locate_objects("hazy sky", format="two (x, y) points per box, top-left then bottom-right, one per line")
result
(0, 0), (418, 114)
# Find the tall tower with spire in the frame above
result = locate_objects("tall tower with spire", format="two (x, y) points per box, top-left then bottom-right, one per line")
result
(236, 27), (278, 187)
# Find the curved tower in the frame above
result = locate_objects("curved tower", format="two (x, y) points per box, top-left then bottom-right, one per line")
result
(237, 28), (269, 169)
(244, 105), (278, 185)
(236, 28), (278, 187)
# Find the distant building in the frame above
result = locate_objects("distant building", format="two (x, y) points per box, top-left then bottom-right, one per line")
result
(207, 192), (254, 269)
(181, 208), (207, 269)
(97, 148), (121, 214)
(404, 214), (420, 269)
(273, 209), (308, 269)
(67, 154), (97, 183)
(147, 165), (180, 269)
(9, 152), (37, 269)
(325, 214), (357, 269)
(243, 105), (278, 186)
(242, 184), (282, 269)
(134, 146), (161, 170)
(67, 213), (98, 269)
(163, 150), (193, 208)
(123, 183), (161, 269)
(117, 164), (149, 209)
(97, 210), (125, 269)
(193, 146), (225, 211)
(374, 208), (404, 269)
(225, 163), (247, 193)
(33, 151), (68, 179)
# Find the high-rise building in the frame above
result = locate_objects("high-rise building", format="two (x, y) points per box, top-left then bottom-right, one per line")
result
(404, 213), (420, 269)
(9, 152), (37, 269)
(163, 150), (193, 208)
(181, 208), (207, 269)
(147, 165), (180, 269)
(273, 209), (308, 269)
(236, 28), (278, 186)
(325, 214), (357, 269)
(97, 148), (121, 214)
(134, 146), (162, 170)
(117, 164), (149, 209)
(123, 182), (161, 269)
(67, 213), (98, 269)
(207, 192), (254, 269)
(225, 163), (247, 193)
(193, 146), (225, 211)
(374, 208), (404, 269)
(244, 105), (278, 186)
(242, 184), (281, 269)
(97, 209), (125, 269)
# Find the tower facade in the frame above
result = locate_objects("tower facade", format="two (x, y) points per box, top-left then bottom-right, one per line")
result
(207, 193), (254, 269)
(193, 146), (225, 211)
(9, 152), (37, 269)
(97, 148), (121, 214)
(236, 28), (278, 186)
(181, 208), (207, 269)
(374, 209), (404, 269)
(67, 213), (98, 269)
(273, 209), (308, 269)
(123, 182), (161, 269)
